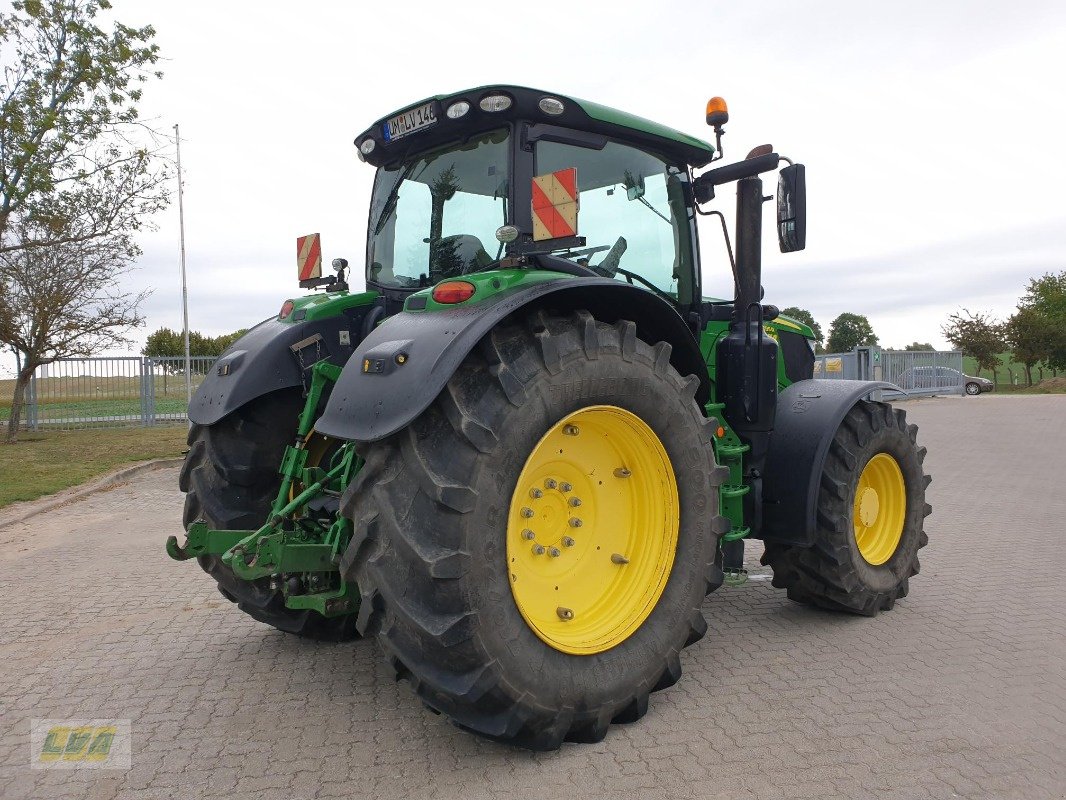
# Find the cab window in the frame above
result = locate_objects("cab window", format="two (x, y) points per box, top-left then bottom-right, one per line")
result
(535, 139), (695, 304)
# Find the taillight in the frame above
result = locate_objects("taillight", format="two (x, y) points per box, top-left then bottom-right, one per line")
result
(279, 300), (295, 319)
(432, 281), (476, 304)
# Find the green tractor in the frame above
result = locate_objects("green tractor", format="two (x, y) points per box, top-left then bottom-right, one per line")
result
(168, 86), (930, 749)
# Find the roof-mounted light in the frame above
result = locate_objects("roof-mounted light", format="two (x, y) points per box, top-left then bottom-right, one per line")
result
(359, 138), (376, 155)
(446, 100), (470, 119)
(479, 93), (512, 113)
(538, 96), (565, 115)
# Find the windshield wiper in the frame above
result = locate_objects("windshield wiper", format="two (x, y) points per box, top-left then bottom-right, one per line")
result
(635, 195), (672, 225)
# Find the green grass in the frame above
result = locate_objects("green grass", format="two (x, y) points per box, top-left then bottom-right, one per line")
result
(0, 426), (189, 508)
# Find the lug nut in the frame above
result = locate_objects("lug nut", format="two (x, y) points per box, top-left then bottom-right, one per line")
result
(521, 529), (535, 540)
(614, 467), (632, 478)
(532, 544), (546, 555)
(562, 424), (580, 436)
(521, 507), (535, 518)
(560, 482), (572, 492)
(557, 607), (574, 620)
(544, 478), (558, 490)
(569, 518), (583, 528)
(548, 547), (561, 558)
(530, 487), (543, 499)
(611, 553), (630, 565)
(569, 497), (582, 507)
(562, 536), (575, 547)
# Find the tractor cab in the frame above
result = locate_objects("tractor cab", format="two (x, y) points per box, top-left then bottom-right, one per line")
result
(358, 86), (716, 317)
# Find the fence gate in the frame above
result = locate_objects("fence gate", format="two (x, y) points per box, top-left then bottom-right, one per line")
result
(813, 348), (965, 397)
(12, 356), (217, 431)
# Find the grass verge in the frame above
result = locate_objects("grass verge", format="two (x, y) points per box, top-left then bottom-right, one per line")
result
(0, 426), (188, 508)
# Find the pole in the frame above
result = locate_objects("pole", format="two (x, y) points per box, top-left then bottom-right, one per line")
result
(174, 124), (192, 419)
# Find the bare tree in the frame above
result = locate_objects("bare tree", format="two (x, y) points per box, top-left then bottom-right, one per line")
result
(0, 223), (147, 442)
(0, 0), (169, 254)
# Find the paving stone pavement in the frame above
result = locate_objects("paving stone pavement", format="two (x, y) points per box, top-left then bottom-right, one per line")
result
(1, 394), (1063, 800)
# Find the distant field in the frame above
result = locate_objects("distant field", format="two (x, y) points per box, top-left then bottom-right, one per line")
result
(0, 426), (188, 508)
(0, 373), (207, 424)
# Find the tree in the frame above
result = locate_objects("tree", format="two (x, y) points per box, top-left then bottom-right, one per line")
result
(1017, 271), (1066, 371)
(143, 326), (184, 359)
(0, 224), (147, 441)
(941, 309), (1005, 382)
(826, 313), (878, 353)
(1004, 308), (1053, 386)
(780, 306), (824, 351)
(0, 0), (168, 254)
(904, 342), (935, 351)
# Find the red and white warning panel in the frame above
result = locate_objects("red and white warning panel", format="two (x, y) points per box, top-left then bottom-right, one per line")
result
(296, 233), (322, 281)
(531, 168), (578, 241)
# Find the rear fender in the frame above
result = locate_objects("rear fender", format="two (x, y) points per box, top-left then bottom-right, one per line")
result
(189, 308), (375, 426)
(759, 379), (899, 546)
(315, 279), (709, 442)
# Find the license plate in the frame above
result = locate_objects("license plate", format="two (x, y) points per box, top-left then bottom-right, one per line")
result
(383, 101), (437, 142)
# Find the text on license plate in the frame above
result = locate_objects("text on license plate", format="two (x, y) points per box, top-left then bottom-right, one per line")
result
(383, 102), (437, 141)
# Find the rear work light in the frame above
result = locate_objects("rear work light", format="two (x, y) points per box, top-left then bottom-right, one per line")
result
(432, 281), (476, 304)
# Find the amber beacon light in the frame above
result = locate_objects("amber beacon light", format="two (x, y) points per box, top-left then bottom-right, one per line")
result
(706, 97), (729, 128)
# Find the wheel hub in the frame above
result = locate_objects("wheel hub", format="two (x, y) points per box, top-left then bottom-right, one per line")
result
(507, 405), (678, 655)
(852, 453), (907, 565)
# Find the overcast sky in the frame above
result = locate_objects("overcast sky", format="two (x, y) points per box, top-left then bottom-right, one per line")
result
(5, 0), (1066, 375)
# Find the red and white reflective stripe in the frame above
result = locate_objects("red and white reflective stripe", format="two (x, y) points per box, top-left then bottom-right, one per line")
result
(531, 168), (578, 241)
(296, 233), (322, 280)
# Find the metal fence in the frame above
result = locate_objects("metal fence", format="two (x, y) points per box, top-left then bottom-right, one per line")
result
(5, 356), (217, 431)
(814, 347), (965, 397)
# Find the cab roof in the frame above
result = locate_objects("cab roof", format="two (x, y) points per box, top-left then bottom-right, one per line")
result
(356, 85), (717, 170)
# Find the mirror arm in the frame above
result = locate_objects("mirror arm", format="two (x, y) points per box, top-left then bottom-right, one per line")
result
(694, 206), (736, 276)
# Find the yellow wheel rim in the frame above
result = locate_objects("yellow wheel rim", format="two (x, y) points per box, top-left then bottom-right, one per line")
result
(853, 453), (907, 565)
(506, 405), (679, 656)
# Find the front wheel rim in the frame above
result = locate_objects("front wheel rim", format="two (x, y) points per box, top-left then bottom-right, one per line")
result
(853, 453), (907, 565)
(506, 405), (679, 656)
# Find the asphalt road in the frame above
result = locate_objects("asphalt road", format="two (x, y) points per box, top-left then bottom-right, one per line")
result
(1, 395), (1063, 800)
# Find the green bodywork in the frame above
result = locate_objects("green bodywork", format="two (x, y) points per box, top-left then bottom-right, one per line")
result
(277, 288), (379, 323)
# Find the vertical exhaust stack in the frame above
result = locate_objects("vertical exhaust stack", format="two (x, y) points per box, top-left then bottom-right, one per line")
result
(718, 174), (779, 533)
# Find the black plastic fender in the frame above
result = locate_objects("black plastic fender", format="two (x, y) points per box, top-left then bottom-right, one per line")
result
(188, 311), (370, 426)
(759, 379), (899, 546)
(316, 278), (710, 443)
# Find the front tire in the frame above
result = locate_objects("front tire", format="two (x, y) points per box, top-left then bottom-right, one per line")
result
(340, 311), (725, 749)
(965, 382), (980, 395)
(180, 390), (360, 641)
(762, 400), (931, 615)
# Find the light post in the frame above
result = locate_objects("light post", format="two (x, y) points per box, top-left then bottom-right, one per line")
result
(174, 124), (191, 418)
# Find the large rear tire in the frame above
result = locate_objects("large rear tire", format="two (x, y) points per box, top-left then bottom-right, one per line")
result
(340, 310), (725, 749)
(180, 390), (360, 641)
(761, 400), (931, 615)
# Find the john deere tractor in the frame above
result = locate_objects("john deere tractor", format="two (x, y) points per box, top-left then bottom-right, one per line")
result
(169, 86), (930, 749)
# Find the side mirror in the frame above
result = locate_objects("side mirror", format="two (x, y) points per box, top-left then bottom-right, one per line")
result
(777, 164), (806, 253)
